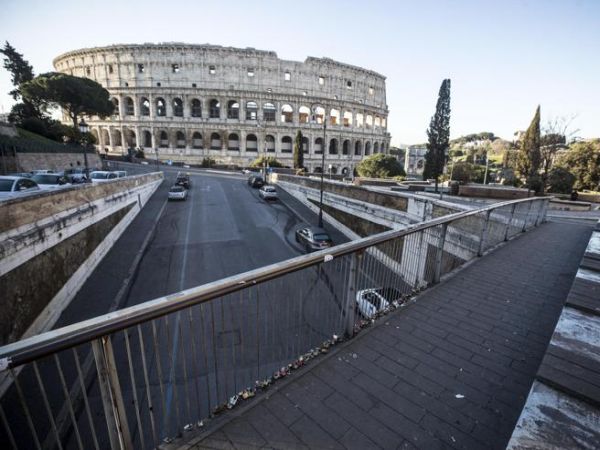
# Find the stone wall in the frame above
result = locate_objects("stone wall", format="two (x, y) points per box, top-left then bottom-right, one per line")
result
(16, 151), (102, 173)
(458, 184), (532, 199)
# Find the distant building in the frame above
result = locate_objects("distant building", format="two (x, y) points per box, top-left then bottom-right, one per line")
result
(404, 146), (427, 178)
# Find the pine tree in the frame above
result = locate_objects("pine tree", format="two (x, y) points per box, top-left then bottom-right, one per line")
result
(293, 130), (304, 169)
(423, 79), (451, 192)
(1, 41), (35, 101)
(517, 106), (541, 192)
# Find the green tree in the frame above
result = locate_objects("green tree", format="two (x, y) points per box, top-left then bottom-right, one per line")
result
(250, 156), (283, 168)
(356, 153), (405, 178)
(546, 167), (575, 194)
(556, 139), (600, 191)
(21, 72), (114, 131)
(293, 130), (304, 169)
(0, 41), (34, 101)
(517, 106), (542, 192)
(423, 79), (451, 191)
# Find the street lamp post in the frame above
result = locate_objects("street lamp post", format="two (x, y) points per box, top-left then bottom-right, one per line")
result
(154, 148), (159, 171)
(78, 119), (90, 181)
(311, 105), (327, 228)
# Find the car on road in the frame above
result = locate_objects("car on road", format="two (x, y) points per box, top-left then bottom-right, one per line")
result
(31, 173), (70, 190)
(175, 172), (191, 189)
(248, 175), (265, 188)
(0, 176), (40, 199)
(355, 287), (404, 318)
(259, 185), (278, 200)
(168, 185), (188, 201)
(64, 168), (87, 183)
(90, 171), (118, 183)
(295, 226), (333, 252)
(31, 169), (52, 175)
(112, 170), (128, 178)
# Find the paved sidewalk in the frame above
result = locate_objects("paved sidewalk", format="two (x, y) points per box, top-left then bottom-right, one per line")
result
(186, 220), (593, 450)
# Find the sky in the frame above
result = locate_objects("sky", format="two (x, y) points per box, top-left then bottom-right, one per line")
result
(1, 0), (599, 146)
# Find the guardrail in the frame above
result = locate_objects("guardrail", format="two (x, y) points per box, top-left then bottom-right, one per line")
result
(0, 196), (549, 449)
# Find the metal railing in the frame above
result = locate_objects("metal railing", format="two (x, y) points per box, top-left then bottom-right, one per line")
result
(0, 196), (549, 449)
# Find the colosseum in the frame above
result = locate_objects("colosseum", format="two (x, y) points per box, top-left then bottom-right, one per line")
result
(53, 43), (390, 174)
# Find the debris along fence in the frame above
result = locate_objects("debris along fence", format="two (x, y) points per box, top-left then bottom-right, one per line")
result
(0, 196), (548, 450)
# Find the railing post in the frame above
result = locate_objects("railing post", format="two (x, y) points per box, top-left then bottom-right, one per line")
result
(434, 224), (448, 283)
(344, 252), (360, 338)
(504, 203), (517, 241)
(522, 200), (534, 232)
(477, 210), (492, 257)
(92, 336), (133, 450)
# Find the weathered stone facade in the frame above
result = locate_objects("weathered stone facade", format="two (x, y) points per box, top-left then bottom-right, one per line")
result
(53, 43), (391, 173)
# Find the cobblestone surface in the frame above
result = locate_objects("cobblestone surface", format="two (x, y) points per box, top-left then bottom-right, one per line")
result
(188, 221), (592, 450)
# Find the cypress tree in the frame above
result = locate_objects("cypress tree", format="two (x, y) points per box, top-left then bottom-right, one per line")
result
(293, 130), (304, 169)
(423, 79), (451, 192)
(517, 105), (541, 192)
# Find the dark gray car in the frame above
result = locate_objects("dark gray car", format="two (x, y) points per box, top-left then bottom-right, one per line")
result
(295, 226), (333, 252)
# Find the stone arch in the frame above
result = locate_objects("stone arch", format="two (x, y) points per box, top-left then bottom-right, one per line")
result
(315, 137), (324, 154)
(328, 138), (338, 155)
(111, 98), (119, 116)
(192, 132), (203, 149)
(176, 131), (186, 148)
(366, 114), (373, 129)
(191, 99), (202, 117)
(281, 104), (293, 123)
(314, 166), (323, 173)
(159, 130), (169, 147)
(342, 139), (350, 155)
(313, 106), (325, 124)
(156, 98), (166, 117)
(354, 140), (362, 156)
(330, 166), (338, 175)
(365, 141), (371, 155)
(246, 133), (258, 152)
(173, 98), (183, 117)
(329, 108), (340, 126)
(227, 100), (239, 119)
(374, 116), (381, 128)
(265, 134), (275, 152)
(124, 129), (136, 147)
(263, 103), (276, 122)
(228, 133), (240, 150)
(246, 101), (257, 120)
(140, 97), (150, 116)
(210, 132), (222, 149)
(124, 97), (134, 116)
(143, 130), (152, 148)
(343, 111), (353, 127)
(341, 167), (350, 176)
(374, 142), (380, 153)
(113, 129), (122, 146)
(299, 106), (310, 123)
(101, 129), (110, 148)
(209, 99), (220, 118)
(281, 136), (293, 153)
(302, 136), (309, 153)
(356, 112), (364, 127)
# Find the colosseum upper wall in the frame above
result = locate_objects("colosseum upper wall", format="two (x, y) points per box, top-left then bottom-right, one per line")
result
(54, 43), (391, 174)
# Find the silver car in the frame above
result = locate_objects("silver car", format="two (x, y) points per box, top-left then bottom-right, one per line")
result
(259, 185), (278, 200)
(168, 185), (188, 201)
(355, 287), (403, 318)
(0, 176), (40, 200)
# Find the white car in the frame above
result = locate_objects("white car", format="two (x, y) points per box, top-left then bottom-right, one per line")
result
(112, 170), (128, 178)
(0, 176), (40, 200)
(259, 185), (278, 200)
(356, 287), (403, 318)
(168, 185), (188, 201)
(90, 171), (118, 183)
(31, 173), (70, 190)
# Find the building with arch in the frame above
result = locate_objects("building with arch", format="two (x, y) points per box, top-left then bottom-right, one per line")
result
(53, 43), (391, 174)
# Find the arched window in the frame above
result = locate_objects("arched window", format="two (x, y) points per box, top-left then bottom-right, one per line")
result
(191, 99), (202, 117)
(329, 109), (340, 126)
(365, 141), (371, 155)
(330, 166), (338, 175)
(124, 129), (136, 147)
(343, 111), (353, 127)
(366, 115), (373, 129)
(374, 142), (379, 153)
(281, 104), (293, 123)
(374, 117), (381, 129)
(313, 106), (325, 124)
(356, 113), (364, 127)
(176, 131), (185, 148)
(246, 134), (258, 152)
(302, 136), (309, 153)
(156, 98), (166, 117)
(209, 99), (220, 118)
(143, 130), (152, 147)
(329, 138), (338, 155)
(113, 130), (122, 146)
(101, 129), (110, 147)
(210, 132), (221, 149)
(382, 118), (387, 128)
(111, 98), (119, 116)
(354, 140), (362, 156)
(246, 101), (257, 120)
(160, 131), (168, 148)
(299, 106), (310, 123)
(227, 100), (239, 119)
(281, 136), (293, 153)
(314, 166), (323, 174)
(228, 133), (239, 150)
(265, 134), (275, 152)
(91, 129), (99, 143)
(124, 98), (135, 116)
(263, 103), (276, 122)
(173, 98), (183, 117)
(192, 132), (203, 149)
(315, 137), (323, 154)
(342, 140), (350, 155)
(140, 97), (150, 116)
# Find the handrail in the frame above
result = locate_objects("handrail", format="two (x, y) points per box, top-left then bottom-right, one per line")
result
(0, 195), (547, 370)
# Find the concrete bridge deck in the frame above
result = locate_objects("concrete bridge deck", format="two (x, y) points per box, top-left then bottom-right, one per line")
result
(180, 220), (593, 450)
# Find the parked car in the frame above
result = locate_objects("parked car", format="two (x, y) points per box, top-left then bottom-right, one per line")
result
(31, 173), (70, 190)
(168, 185), (188, 201)
(90, 171), (118, 183)
(112, 170), (128, 178)
(355, 287), (404, 318)
(0, 176), (40, 199)
(7, 172), (32, 178)
(248, 175), (265, 188)
(31, 169), (52, 175)
(295, 226), (333, 252)
(259, 185), (278, 200)
(64, 168), (87, 183)
(175, 172), (191, 189)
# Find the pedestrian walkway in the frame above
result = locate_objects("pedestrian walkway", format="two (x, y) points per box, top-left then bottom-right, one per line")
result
(182, 220), (593, 450)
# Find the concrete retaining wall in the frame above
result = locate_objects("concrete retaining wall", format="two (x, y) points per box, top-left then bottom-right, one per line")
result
(459, 184), (532, 199)
(0, 172), (163, 344)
